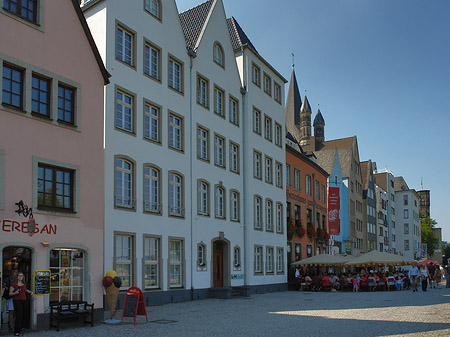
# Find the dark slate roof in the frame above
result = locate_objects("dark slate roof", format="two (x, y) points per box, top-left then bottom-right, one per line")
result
(285, 69), (302, 126)
(179, 0), (214, 50)
(226, 16), (258, 52)
(301, 95), (311, 112)
(313, 109), (325, 125)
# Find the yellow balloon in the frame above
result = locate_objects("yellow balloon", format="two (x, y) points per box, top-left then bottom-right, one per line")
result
(105, 270), (117, 278)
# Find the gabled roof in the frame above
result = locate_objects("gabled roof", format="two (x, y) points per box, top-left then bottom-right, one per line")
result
(360, 160), (374, 190)
(226, 16), (258, 52)
(179, 0), (214, 50)
(394, 176), (409, 192)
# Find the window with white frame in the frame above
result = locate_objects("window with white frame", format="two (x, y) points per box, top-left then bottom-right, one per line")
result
(214, 134), (225, 168)
(169, 172), (183, 217)
(404, 209), (409, 219)
(276, 247), (284, 273)
(266, 247), (274, 273)
(230, 190), (239, 221)
(116, 25), (134, 66)
(50, 248), (84, 302)
(404, 223), (409, 234)
(197, 180), (209, 216)
(196, 75), (209, 108)
(266, 199), (273, 231)
(254, 245), (263, 273)
(276, 202), (283, 233)
(214, 86), (225, 117)
(169, 239), (183, 287)
(404, 239), (409, 251)
(144, 165), (160, 213)
(286, 164), (291, 186)
(252, 63), (260, 87)
(144, 102), (160, 143)
(197, 243), (206, 267)
(263, 73), (271, 96)
(274, 82), (281, 104)
(116, 89), (134, 133)
(253, 151), (262, 179)
(253, 108), (261, 134)
(229, 97), (239, 126)
(169, 113), (183, 151)
(213, 43), (224, 67)
(229, 142), (239, 173)
(306, 175), (312, 196)
(275, 162), (282, 187)
(265, 156), (273, 184)
(168, 57), (182, 92)
(115, 234), (133, 289)
(254, 195), (262, 229)
(321, 184), (326, 203)
(144, 42), (160, 80)
(115, 158), (134, 209)
(215, 185), (225, 219)
(197, 126), (209, 161)
(234, 246), (241, 268)
(275, 123), (282, 147)
(264, 115), (272, 141)
(294, 168), (300, 190)
(143, 236), (159, 289)
(145, 0), (161, 19)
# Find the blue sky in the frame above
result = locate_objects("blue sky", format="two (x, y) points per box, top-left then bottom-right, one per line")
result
(177, 1), (450, 241)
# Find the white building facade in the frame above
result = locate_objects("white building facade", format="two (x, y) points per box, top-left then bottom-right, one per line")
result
(375, 185), (389, 252)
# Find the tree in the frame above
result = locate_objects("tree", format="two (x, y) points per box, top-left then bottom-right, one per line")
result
(421, 217), (439, 258)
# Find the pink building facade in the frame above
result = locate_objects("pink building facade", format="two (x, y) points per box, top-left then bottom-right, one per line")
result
(0, 0), (108, 329)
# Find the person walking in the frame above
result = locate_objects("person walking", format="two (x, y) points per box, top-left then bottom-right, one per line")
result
(427, 262), (437, 289)
(408, 262), (420, 292)
(420, 264), (430, 292)
(9, 272), (33, 336)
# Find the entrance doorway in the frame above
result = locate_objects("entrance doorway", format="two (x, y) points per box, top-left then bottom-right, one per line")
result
(213, 241), (223, 288)
(2, 246), (32, 329)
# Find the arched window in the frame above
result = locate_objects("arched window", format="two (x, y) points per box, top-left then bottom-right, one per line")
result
(213, 43), (224, 67)
(230, 190), (239, 221)
(197, 243), (206, 267)
(254, 195), (262, 229)
(197, 180), (209, 216)
(169, 172), (183, 217)
(266, 199), (273, 231)
(233, 246), (241, 268)
(145, 0), (161, 19)
(115, 158), (134, 209)
(144, 165), (161, 213)
(215, 185), (225, 219)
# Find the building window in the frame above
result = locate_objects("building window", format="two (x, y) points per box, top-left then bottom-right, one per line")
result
(254, 246), (263, 273)
(37, 164), (74, 211)
(214, 134), (225, 168)
(264, 115), (272, 141)
(229, 97), (239, 126)
(286, 164), (291, 187)
(276, 247), (284, 273)
(404, 240), (409, 251)
(234, 246), (241, 268)
(168, 113), (183, 151)
(265, 156), (273, 184)
(266, 199), (273, 231)
(275, 162), (283, 187)
(116, 89), (134, 133)
(197, 180), (209, 216)
(213, 42), (224, 67)
(169, 239), (183, 288)
(274, 123), (282, 147)
(315, 180), (320, 200)
(215, 185), (225, 219)
(293, 168), (300, 190)
(169, 172), (183, 217)
(251, 63), (260, 87)
(214, 86), (225, 117)
(321, 184), (326, 203)
(116, 25), (134, 66)
(253, 151), (262, 179)
(274, 82), (281, 104)
(144, 165), (161, 213)
(266, 247), (274, 273)
(115, 158), (134, 209)
(263, 73), (272, 96)
(50, 248), (84, 302)
(253, 108), (261, 134)
(144, 102), (160, 143)
(404, 223), (409, 234)
(306, 175), (312, 196)
(254, 195), (262, 229)
(144, 42), (160, 80)
(230, 190), (239, 221)
(276, 202), (283, 233)
(2, 64), (23, 109)
(143, 236), (159, 289)
(197, 126), (209, 161)
(196, 75), (209, 108)
(4, 0), (37, 22)
(168, 57), (183, 92)
(197, 243), (206, 267)
(229, 142), (239, 173)
(32, 74), (50, 117)
(144, 0), (161, 19)
(57, 84), (76, 125)
(115, 234), (133, 289)
(404, 209), (409, 219)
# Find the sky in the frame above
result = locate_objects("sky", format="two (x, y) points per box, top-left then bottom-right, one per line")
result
(176, 0), (450, 242)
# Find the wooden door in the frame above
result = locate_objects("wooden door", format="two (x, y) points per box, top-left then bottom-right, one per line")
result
(213, 248), (223, 288)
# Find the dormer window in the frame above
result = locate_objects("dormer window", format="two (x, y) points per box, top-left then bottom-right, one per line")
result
(145, 0), (161, 19)
(213, 43), (224, 68)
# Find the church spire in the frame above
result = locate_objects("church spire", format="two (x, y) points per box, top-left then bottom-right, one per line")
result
(313, 108), (325, 147)
(285, 68), (302, 143)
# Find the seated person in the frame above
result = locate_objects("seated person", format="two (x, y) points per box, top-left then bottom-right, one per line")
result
(329, 273), (340, 290)
(387, 273), (396, 290)
(321, 273), (331, 291)
(368, 274), (377, 291)
(360, 274), (369, 291)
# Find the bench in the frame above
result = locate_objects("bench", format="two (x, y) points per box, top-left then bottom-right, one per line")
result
(49, 300), (94, 331)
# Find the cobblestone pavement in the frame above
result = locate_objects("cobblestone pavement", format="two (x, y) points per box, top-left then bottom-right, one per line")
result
(6, 286), (450, 337)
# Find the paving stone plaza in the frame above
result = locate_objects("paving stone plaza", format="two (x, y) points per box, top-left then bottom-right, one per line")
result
(12, 286), (450, 337)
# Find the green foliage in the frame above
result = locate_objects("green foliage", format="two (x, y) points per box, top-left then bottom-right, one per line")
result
(421, 217), (439, 258)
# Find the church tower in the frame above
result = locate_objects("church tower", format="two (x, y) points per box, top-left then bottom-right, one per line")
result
(299, 95), (312, 146)
(285, 68), (302, 143)
(313, 108), (325, 149)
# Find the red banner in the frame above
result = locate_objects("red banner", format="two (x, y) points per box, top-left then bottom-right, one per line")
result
(328, 187), (340, 235)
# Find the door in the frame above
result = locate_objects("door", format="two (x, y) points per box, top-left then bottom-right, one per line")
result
(213, 242), (223, 288)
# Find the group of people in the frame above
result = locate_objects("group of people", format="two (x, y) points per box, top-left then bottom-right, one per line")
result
(2, 269), (34, 336)
(295, 262), (447, 293)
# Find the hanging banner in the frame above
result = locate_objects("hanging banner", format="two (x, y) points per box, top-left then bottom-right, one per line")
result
(328, 187), (340, 235)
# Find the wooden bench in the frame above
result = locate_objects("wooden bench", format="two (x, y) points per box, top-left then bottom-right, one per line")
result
(49, 300), (94, 331)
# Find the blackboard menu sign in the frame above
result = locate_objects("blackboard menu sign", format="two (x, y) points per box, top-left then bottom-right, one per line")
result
(123, 295), (138, 317)
(34, 270), (50, 295)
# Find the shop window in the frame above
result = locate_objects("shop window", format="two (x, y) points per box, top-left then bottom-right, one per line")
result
(50, 248), (84, 302)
